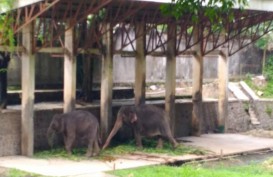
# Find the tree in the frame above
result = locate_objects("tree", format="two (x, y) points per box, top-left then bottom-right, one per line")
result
(161, 0), (248, 24)
(255, 32), (273, 76)
(0, 0), (15, 109)
(0, 0), (15, 47)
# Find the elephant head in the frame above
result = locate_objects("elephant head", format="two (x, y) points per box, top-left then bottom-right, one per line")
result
(102, 106), (137, 149)
(47, 114), (63, 148)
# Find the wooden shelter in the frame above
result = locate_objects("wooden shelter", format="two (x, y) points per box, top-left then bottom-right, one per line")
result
(1, 0), (273, 156)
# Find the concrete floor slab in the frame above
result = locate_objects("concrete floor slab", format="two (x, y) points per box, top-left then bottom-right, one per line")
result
(178, 133), (273, 155)
(1, 134), (273, 176)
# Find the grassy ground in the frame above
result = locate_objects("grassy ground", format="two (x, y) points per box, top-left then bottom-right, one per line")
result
(112, 157), (273, 177)
(3, 168), (46, 177)
(244, 76), (273, 98)
(34, 139), (208, 161)
(3, 161), (273, 177)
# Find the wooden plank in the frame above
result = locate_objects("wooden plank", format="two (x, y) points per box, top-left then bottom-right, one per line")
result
(191, 27), (203, 136)
(165, 23), (176, 134)
(135, 22), (146, 106)
(218, 49), (229, 133)
(100, 23), (113, 141)
(63, 23), (76, 113)
(21, 22), (35, 156)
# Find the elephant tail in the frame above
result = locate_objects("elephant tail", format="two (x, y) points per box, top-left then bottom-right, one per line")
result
(97, 125), (102, 148)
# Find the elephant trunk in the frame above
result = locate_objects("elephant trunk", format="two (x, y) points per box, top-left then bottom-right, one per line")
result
(47, 127), (55, 148)
(102, 117), (123, 150)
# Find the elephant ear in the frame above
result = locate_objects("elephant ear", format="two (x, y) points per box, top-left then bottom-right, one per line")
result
(130, 113), (138, 123)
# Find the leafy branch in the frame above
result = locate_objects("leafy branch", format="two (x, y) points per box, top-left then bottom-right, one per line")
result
(0, 0), (16, 48)
(161, 0), (248, 25)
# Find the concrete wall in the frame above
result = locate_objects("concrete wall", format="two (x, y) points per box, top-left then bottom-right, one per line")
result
(251, 100), (273, 130)
(7, 45), (262, 88)
(1, 99), (270, 157)
(8, 53), (64, 88)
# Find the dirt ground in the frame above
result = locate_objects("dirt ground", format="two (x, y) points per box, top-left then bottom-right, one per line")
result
(0, 167), (8, 176)
(243, 129), (273, 139)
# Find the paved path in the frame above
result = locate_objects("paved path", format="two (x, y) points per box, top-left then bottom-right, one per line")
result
(179, 133), (273, 155)
(1, 134), (273, 177)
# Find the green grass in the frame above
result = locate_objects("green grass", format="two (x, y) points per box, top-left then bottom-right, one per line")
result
(34, 148), (87, 161)
(34, 139), (208, 161)
(245, 77), (273, 98)
(112, 162), (273, 177)
(6, 169), (46, 177)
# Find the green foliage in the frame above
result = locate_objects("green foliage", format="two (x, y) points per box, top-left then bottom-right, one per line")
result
(255, 30), (273, 50)
(161, 0), (248, 24)
(264, 55), (273, 81)
(0, 0), (15, 47)
(244, 73), (273, 98)
(255, 36), (269, 50)
(112, 163), (273, 177)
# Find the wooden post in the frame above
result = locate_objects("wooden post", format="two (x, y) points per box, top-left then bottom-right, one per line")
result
(218, 48), (229, 133)
(165, 23), (176, 134)
(100, 23), (113, 141)
(21, 22), (35, 156)
(64, 23), (76, 113)
(191, 26), (203, 136)
(135, 22), (146, 106)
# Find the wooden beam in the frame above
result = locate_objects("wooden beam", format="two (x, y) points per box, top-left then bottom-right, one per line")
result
(63, 23), (76, 113)
(100, 23), (113, 141)
(218, 48), (229, 133)
(0, 45), (222, 57)
(0, 46), (24, 52)
(191, 26), (203, 136)
(165, 23), (176, 135)
(135, 22), (146, 106)
(21, 21), (35, 156)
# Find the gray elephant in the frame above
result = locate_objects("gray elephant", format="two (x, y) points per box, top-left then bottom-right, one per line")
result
(47, 110), (100, 157)
(102, 104), (178, 149)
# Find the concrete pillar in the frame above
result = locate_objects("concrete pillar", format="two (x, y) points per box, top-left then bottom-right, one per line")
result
(191, 26), (203, 136)
(165, 23), (176, 134)
(63, 23), (76, 113)
(218, 48), (229, 133)
(21, 22), (35, 156)
(135, 22), (146, 106)
(100, 23), (113, 141)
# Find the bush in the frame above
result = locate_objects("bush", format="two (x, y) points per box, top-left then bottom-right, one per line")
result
(264, 55), (273, 81)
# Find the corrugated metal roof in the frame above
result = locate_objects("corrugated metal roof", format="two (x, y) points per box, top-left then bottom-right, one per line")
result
(12, 0), (43, 9)
(8, 0), (273, 12)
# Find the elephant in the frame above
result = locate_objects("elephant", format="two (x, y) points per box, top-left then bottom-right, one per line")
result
(102, 104), (178, 149)
(47, 110), (100, 157)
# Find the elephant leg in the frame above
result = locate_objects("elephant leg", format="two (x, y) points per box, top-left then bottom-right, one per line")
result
(86, 130), (96, 157)
(133, 128), (143, 149)
(92, 139), (100, 156)
(167, 135), (178, 149)
(156, 137), (163, 149)
(163, 127), (179, 149)
(65, 133), (75, 155)
(86, 138), (94, 157)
